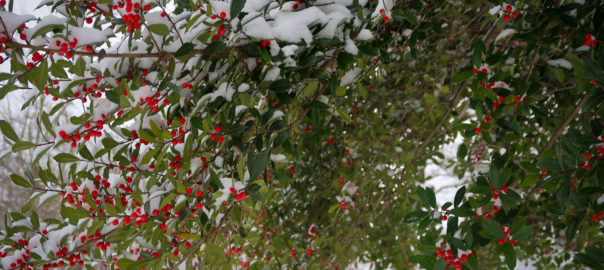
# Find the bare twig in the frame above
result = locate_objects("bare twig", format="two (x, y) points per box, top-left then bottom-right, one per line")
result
(537, 94), (589, 159)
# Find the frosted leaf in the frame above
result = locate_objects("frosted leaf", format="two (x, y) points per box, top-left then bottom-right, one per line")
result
(270, 154), (288, 163)
(495, 28), (516, 41)
(547, 59), (572, 70)
(340, 67), (362, 86)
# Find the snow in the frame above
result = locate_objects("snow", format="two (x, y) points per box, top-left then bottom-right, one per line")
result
(371, 0), (393, 20)
(495, 28), (516, 41)
(281, 45), (299, 57)
(345, 36), (359, 55)
(202, 83), (236, 102)
(270, 154), (288, 162)
(243, 0), (272, 12)
(272, 7), (329, 45)
(340, 67), (362, 86)
(22, 15), (66, 39)
(0, 11), (35, 35)
(317, 10), (349, 40)
(264, 67), (281, 81)
(215, 156), (224, 168)
(357, 29), (374, 41)
(547, 59), (573, 70)
(238, 83), (250, 93)
(242, 17), (275, 40)
(209, 1), (231, 19)
(489, 6), (502, 15)
(268, 110), (284, 122)
(70, 27), (108, 46)
(235, 105), (247, 115)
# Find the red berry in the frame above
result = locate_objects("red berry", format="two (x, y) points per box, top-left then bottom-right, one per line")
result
(186, 188), (193, 194)
(503, 14), (510, 21)
(214, 126), (221, 133)
(475, 127), (481, 134)
(220, 12), (226, 19)
(293, 3), (298, 9)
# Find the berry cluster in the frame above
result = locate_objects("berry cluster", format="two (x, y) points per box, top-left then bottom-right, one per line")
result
(436, 242), (474, 270)
(230, 187), (247, 201)
(585, 33), (597, 47)
(502, 4), (519, 21)
(497, 226), (518, 245)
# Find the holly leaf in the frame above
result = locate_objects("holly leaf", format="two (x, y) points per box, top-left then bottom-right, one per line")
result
(149, 24), (170, 35)
(53, 153), (80, 163)
(248, 148), (270, 181)
(175, 42), (195, 57)
(11, 174), (32, 188)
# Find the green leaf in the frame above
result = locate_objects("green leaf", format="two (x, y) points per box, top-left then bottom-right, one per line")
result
(230, 0), (245, 18)
(536, 158), (561, 173)
(457, 144), (467, 161)
(11, 141), (35, 152)
(0, 83), (19, 100)
(41, 112), (55, 137)
(31, 24), (64, 39)
(0, 120), (19, 142)
(60, 205), (89, 219)
(452, 71), (473, 83)
(417, 186), (437, 209)
(160, 193), (177, 209)
(453, 186), (465, 207)
(139, 129), (158, 144)
(204, 40), (226, 55)
(53, 153), (80, 163)
(148, 24), (170, 35)
(10, 174), (32, 188)
(504, 244), (516, 270)
(404, 211), (428, 223)
(512, 225), (534, 241)
(336, 107), (353, 122)
(248, 148), (270, 181)
(191, 117), (203, 130)
(483, 219), (506, 239)
(175, 42), (195, 57)
(84, 189), (97, 212)
(404, 11), (418, 25)
(78, 145), (94, 160)
(566, 216), (580, 242)
(269, 79), (291, 92)
(434, 259), (446, 270)
(489, 165), (501, 187)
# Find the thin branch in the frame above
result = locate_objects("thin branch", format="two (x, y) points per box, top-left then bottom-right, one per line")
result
(5, 40), (203, 58)
(403, 83), (465, 178)
(537, 94), (589, 159)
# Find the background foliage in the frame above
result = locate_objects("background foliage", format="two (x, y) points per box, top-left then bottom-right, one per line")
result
(0, 0), (603, 269)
